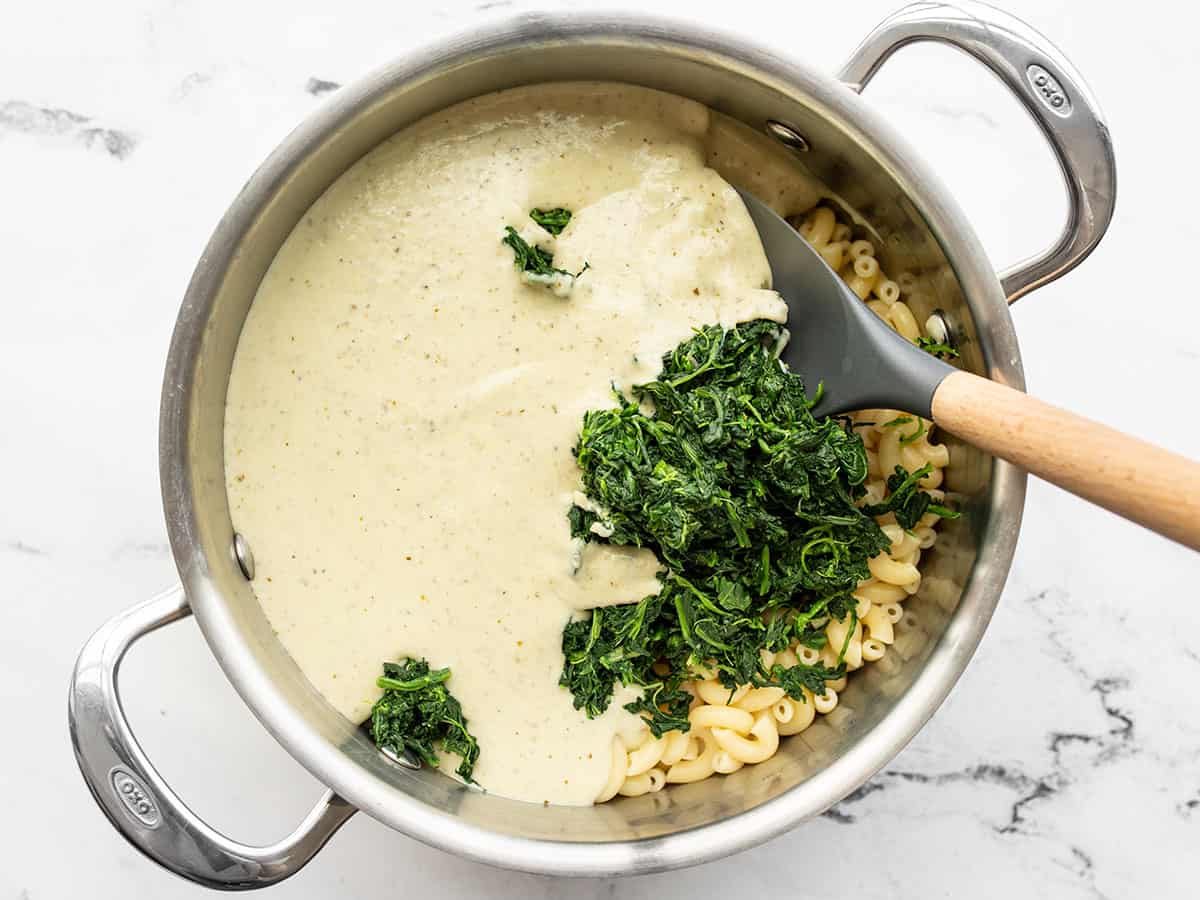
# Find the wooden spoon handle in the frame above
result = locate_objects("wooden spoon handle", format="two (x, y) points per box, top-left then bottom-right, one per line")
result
(931, 370), (1200, 551)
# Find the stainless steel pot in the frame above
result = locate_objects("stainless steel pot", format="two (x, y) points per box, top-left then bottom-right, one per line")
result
(69, 1), (1115, 887)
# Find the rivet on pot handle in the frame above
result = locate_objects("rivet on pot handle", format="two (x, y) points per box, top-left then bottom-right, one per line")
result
(68, 585), (356, 890)
(838, 0), (1117, 304)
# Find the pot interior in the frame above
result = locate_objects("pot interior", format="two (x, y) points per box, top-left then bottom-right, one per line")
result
(163, 16), (1022, 861)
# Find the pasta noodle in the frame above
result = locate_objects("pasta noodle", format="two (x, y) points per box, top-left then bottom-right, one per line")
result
(862, 638), (887, 662)
(887, 301), (921, 340)
(712, 751), (744, 775)
(826, 617), (864, 670)
(854, 579), (908, 605)
(690, 704), (754, 733)
(695, 679), (749, 706)
(595, 735), (628, 803)
(625, 733), (667, 776)
(734, 686), (786, 712)
(876, 279), (900, 305)
(776, 693), (816, 736)
(660, 729), (690, 767)
(849, 239), (875, 259)
(711, 712), (779, 764)
(862, 603), (895, 645)
(814, 688), (839, 715)
(853, 254), (880, 282)
(618, 768), (665, 797)
(818, 241), (848, 271)
(596, 202), (955, 803)
(867, 552), (920, 588)
(771, 697), (794, 724)
(665, 731), (718, 783)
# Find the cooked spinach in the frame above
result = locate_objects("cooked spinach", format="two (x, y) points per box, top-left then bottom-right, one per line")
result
(916, 336), (960, 359)
(368, 658), (480, 782)
(861, 464), (961, 530)
(559, 320), (955, 736)
(502, 207), (589, 291)
(769, 659), (844, 697)
(530, 207), (573, 235)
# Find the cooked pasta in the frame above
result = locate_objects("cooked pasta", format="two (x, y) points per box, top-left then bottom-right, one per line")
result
(597, 202), (954, 802)
(595, 735), (628, 804)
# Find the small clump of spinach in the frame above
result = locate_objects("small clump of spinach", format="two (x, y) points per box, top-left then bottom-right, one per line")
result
(916, 336), (960, 359)
(502, 207), (589, 292)
(559, 320), (955, 736)
(529, 207), (573, 235)
(862, 464), (960, 530)
(368, 658), (480, 782)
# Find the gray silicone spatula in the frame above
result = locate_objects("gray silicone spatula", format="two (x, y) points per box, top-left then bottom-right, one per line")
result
(735, 187), (1200, 551)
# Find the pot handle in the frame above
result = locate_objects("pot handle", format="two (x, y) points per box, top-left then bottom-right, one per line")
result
(68, 585), (356, 890)
(838, 0), (1116, 304)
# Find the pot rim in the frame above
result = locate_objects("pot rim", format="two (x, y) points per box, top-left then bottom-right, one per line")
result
(160, 10), (1026, 876)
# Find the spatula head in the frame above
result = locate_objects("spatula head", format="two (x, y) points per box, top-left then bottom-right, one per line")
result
(735, 188), (953, 418)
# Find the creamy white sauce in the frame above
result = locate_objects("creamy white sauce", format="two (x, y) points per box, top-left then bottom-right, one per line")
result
(224, 82), (819, 805)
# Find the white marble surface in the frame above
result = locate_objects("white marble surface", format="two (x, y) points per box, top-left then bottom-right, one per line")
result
(2, 0), (1198, 897)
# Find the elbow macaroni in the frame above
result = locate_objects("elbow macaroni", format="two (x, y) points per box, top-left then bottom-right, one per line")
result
(597, 202), (954, 803)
